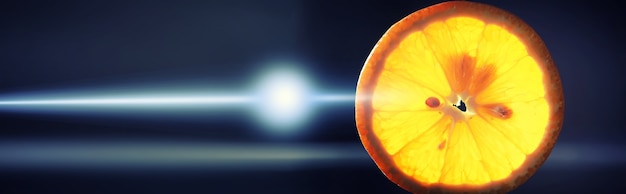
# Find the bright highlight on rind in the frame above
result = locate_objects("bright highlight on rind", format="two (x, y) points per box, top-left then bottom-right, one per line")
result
(356, 1), (564, 193)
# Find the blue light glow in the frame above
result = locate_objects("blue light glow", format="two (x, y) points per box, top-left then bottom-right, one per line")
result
(0, 64), (354, 139)
(0, 96), (252, 105)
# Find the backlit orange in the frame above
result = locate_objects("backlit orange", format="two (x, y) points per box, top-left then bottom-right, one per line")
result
(355, 1), (564, 193)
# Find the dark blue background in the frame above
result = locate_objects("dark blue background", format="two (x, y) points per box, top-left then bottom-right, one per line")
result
(0, 0), (624, 193)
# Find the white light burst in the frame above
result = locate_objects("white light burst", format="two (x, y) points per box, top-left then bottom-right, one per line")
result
(254, 66), (312, 137)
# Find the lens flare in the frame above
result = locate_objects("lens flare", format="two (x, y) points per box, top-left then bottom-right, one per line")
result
(254, 66), (313, 137)
(0, 63), (354, 139)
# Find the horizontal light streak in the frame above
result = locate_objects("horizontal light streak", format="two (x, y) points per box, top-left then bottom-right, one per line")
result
(0, 140), (369, 171)
(0, 140), (621, 171)
(0, 95), (356, 106)
(0, 96), (253, 105)
(314, 94), (355, 102)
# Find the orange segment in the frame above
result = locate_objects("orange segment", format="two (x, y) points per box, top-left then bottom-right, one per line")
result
(355, 1), (564, 193)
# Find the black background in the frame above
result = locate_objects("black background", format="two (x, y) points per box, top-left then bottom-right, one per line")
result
(0, 0), (624, 193)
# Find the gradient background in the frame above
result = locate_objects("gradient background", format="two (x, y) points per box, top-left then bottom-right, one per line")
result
(0, 0), (624, 193)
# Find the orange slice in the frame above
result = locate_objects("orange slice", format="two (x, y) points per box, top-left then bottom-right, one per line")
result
(355, 1), (564, 193)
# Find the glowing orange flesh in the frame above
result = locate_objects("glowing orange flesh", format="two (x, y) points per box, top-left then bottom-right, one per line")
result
(355, 1), (564, 193)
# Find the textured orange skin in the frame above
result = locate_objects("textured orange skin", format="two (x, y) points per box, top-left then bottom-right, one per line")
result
(354, 1), (564, 193)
